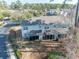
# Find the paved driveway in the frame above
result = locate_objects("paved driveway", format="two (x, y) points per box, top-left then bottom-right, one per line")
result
(0, 26), (17, 59)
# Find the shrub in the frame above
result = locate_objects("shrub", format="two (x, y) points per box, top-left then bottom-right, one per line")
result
(15, 50), (22, 59)
(48, 50), (65, 59)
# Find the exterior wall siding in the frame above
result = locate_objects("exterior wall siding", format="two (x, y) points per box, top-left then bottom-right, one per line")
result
(21, 22), (69, 40)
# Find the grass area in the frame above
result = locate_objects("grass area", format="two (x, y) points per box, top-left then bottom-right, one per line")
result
(0, 22), (4, 26)
(15, 50), (22, 59)
(48, 50), (65, 59)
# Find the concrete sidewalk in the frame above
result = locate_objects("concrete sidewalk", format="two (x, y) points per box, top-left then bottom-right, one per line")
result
(6, 42), (17, 59)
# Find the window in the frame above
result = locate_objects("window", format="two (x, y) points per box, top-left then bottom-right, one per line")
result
(30, 30), (42, 33)
(24, 27), (28, 30)
(45, 26), (49, 29)
(39, 25), (41, 28)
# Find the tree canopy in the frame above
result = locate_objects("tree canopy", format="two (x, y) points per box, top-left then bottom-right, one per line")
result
(0, 0), (74, 20)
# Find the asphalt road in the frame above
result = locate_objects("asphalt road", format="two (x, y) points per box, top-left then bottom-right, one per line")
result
(0, 35), (9, 59)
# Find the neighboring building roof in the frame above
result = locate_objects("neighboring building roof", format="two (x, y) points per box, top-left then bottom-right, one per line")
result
(21, 19), (45, 26)
(10, 26), (21, 31)
(21, 16), (69, 26)
(3, 21), (20, 27)
(21, 21), (68, 29)
(30, 16), (66, 24)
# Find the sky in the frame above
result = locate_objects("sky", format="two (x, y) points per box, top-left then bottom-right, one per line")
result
(0, 0), (78, 5)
